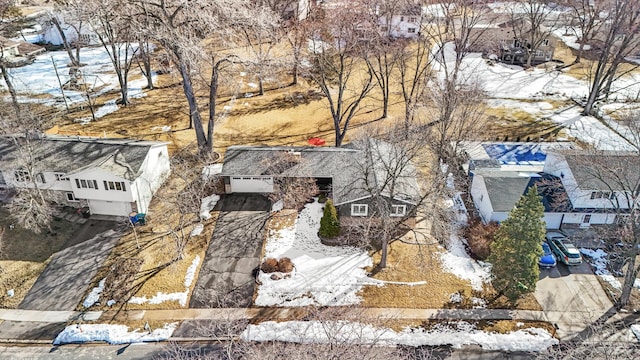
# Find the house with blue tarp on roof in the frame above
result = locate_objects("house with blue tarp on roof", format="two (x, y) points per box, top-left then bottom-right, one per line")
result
(464, 142), (637, 229)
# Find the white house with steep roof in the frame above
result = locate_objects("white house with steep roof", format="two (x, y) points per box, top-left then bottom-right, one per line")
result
(0, 135), (170, 216)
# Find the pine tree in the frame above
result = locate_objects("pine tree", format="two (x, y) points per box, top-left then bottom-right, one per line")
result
(319, 199), (340, 238)
(488, 186), (546, 302)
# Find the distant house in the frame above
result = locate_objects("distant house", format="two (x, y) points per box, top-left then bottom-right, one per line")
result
(0, 35), (45, 67)
(219, 140), (421, 218)
(0, 136), (171, 217)
(469, 147), (637, 229)
(377, 4), (422, 38)
(468, 18), (558, 65)
(39, 12), (100, 46)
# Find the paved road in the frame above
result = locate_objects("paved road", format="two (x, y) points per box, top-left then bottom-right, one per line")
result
(189, 194), (270, 308)
(535, 261), (614, 339)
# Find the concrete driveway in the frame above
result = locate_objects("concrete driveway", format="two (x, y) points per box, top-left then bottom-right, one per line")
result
(189, 194), (270, 308)
(18, 222), (122, 311)
(535, 261), (614, 339)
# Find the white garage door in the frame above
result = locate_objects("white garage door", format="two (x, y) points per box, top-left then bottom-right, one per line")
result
(89, 199), (132, 216)
(230, 176), (274, 193)
(544, 213), (563, 230)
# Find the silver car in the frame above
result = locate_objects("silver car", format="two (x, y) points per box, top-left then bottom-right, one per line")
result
(546, 231), (583, 265)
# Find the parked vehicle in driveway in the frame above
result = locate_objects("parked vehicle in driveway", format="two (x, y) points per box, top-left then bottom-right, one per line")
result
(539, 242), (557, 268)
(546, 231), (582, 265)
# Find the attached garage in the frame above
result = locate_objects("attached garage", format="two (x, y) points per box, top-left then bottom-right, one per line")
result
(88, 199), (132, 216)
(544, 213), (563, 230)
(229, 176), (274, 193)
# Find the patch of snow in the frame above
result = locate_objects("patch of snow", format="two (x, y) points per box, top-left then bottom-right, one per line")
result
(106, 300), (116, 307)
(255, 199), (373, 306)
(200, 194), (220, 220)
(151, 125), (172, 132)
(53, 323), (177, 345)
(549, 108), (636, 151)
(244, 93), (254, 98)
(129, 255), (201, 307)
(247, 82), (258, 88)
(201, 164), (223, 181)
(579, 248), (624, 291)
(129, 292), (188, 307)
(7, 289), (14, 297)
(190, 224), (204, 237)
(271, 200), (284, 213)
(552, 27), (591, 51)
(184, 255), (201, 288)
(240, 72), (247, 76)
(485, 99), (554, 113)
(631, 324), (640, 342)
(242, 320), (558, 352)
(83, 278), (106, 308)
(472, 297), (486, 309)
(450, 292), (463, 303)
(439, 233), (491, 291)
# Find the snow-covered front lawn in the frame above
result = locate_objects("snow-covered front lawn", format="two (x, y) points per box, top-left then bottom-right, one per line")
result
(242, 320), (558, 352)
(255, 199), (373, 306)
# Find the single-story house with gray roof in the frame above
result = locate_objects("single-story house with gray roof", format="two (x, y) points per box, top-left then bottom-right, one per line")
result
(0, 135), (170, 216)
(220, 140), (421, 218)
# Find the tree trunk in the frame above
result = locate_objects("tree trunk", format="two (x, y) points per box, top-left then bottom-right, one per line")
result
(206, 63), (219, 154)
(1, 62), (20, 116)
(178, 60), (207, 148)
(380, 237), (388, 269)
(139, 41), (154, 90)
(51, 17), (79, 66)
(618, 258), (639, 308)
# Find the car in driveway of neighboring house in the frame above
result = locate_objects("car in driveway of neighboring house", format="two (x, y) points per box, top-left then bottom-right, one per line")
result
(546, 231), (583, 265)
(539, 242), (557, 268)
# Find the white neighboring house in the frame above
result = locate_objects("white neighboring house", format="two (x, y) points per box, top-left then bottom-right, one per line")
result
(543, 151), (638, 227)
(39, 12), (100, 46)
(0, 136), (170, 217)
(469, 148), (637, 229)
(377, 4), (422, 38)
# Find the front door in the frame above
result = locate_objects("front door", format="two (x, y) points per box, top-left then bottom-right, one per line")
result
(581, 214), (591, 227)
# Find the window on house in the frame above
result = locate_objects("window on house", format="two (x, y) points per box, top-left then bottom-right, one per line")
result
(542, 39), (549, 46)
(54, 173), (69, 181)
(75, 179), (98, 189)
(409, 17), (417, 23)
(35, 173), (46, 184)
(14, 169), (30, 182)
(66, 192), (78, 202)
(513, 39), (522, 48)
(535, 50), (544, 57)
(407, 27), (416, 34)
(582, 214), (592, 223)
(104, 180), (126, 192)
(390, 205), (406, 217)
(590, 191), (614, 199)
(400, 16), (404, 22)
(351, 204), (368, 216)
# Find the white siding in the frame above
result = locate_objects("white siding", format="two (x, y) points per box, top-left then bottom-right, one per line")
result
(378, 14), (420, 38)
(470, 174), (494, 223)
(69, 168), (134, 203)
(132, 145), (171, 214)
(88, 199), (131, 216)
(544, 213), (563, 229)
(230, 176), (274, 193)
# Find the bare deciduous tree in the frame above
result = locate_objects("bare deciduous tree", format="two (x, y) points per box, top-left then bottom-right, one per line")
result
(0, 0), (20, 115)
(261, 151), (319, 210)
(565, 0), (607, 64)
(130, 0), (277, 154)
(581, 0), (640, 115)
(302, 0), (376, 147)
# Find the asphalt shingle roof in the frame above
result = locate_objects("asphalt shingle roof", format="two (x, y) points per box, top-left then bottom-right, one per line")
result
(0, 136), (165, 181)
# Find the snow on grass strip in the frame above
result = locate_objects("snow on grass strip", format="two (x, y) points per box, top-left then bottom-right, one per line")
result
(82, 278), (106, 308)
(580, 248), (640, 291)
(54, 323), (177, 345)
(242, 320), (558, 352)
(439, 233), (492, 291)
(631, 324), (640, 342)
(255, 199), (373, 307)
(129, 255), (201, 307)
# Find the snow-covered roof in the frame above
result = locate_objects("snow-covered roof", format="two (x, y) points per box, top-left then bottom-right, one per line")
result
(0, 135), (167, 180)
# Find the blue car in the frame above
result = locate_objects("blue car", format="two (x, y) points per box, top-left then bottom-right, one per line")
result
(538, 242), (557, 268)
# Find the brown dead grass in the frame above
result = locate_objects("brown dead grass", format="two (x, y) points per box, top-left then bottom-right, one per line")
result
(360, 241), (474, 309)
(80, 170), (219, 311)
(0, 261), (47, 308)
